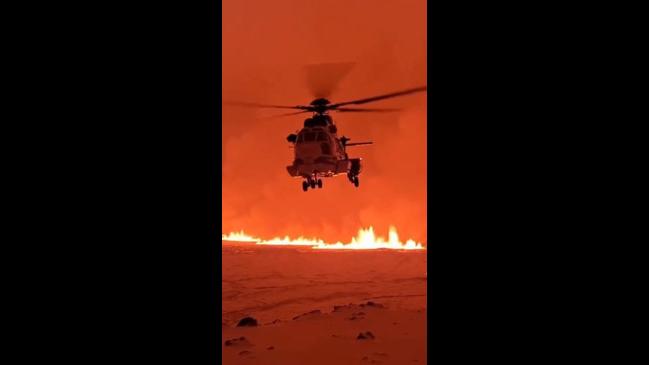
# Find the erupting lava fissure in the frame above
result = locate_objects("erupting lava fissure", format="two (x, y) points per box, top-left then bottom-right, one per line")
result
(222, 226), (425, 250)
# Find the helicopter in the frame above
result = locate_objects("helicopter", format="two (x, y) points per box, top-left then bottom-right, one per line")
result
(228, 86), (427, 191)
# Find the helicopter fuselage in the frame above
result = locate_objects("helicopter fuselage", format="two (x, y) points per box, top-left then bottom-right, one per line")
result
(286, 114), (364, 190)
(286, 126), (352, 178)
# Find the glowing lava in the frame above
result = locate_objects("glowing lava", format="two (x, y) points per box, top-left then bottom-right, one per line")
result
(221, 230), (260, 243)
(222, 226), (425, 250)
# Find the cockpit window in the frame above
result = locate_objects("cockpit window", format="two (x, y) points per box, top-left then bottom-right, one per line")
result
(304, 132), (316, 142)
(316, 133), (327, 141)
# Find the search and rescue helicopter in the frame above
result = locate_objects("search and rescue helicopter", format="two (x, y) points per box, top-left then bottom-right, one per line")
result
(226, 62), (426, 191)
(228, 86), (426, 191)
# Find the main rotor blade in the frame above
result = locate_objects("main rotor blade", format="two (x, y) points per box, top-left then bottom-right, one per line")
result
(335, 107), (401, 113)
(224, 100), (309, 110)
(330, 86), (427, 108)
(345, 142), (373, 146)
(261, 110), (311, 119)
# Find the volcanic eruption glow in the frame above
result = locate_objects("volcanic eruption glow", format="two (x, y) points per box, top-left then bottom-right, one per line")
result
(220, 230), (260, 242)
(222, 226), (425, 250)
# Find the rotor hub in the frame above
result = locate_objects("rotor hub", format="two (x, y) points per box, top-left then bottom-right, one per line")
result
(309, 98), (331, 106)
(309, 98), (332, 114)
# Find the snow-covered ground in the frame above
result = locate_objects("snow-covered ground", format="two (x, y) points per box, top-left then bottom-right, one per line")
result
(222, 241), (427, 364)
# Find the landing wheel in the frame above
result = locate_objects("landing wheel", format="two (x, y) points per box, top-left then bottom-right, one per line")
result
(353, 176), (359, 187)
(310, 180), (316, 189)
(302, 181), (309, 192)
(317, 179), (323, 188)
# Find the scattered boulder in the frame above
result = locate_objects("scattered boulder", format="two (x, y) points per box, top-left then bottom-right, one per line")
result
(357, 331), (375, 340)
(349, 311), (367, 320)
(360, 301), (384, 308)
(238, 350), (252, 356)
(267, 346), (274, 350)
(224, 336), (253, 347)
(236, 317), (258, 327)
(333, 303), (357, 312)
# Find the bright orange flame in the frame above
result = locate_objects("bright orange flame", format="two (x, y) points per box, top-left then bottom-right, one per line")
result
(222, 226), (425, 250)
(221, 230), (260, 242)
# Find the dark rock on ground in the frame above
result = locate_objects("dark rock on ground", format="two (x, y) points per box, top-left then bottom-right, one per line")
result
(237, 317), (258, 327)
(333, 303), (357, 312)
(357, 331), (375, 340)
(361, 301), (384, 308)
(224, 336), (252, 347)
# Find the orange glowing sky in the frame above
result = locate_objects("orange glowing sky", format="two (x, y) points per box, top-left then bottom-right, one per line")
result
(222, 0), (427, 244)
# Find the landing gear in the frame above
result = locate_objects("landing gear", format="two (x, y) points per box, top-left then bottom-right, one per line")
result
(302, 177), (323, 191)
(348, 173), (360, 188)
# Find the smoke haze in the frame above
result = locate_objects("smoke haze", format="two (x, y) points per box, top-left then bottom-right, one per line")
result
(222, 0), (427, 244)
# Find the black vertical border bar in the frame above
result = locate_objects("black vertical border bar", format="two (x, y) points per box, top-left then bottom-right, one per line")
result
(211, 0), (222, 362)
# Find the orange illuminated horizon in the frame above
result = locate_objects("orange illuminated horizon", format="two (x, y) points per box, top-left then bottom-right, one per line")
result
(222, 0), (427, 245)
(222, 226), (425, 250)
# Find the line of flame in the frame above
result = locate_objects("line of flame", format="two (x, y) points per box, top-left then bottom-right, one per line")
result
(221, 230), (260, 243)
(222, 226), (425, 250)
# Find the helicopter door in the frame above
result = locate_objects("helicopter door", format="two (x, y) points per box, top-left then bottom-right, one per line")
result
(335, 140), (345, 156)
